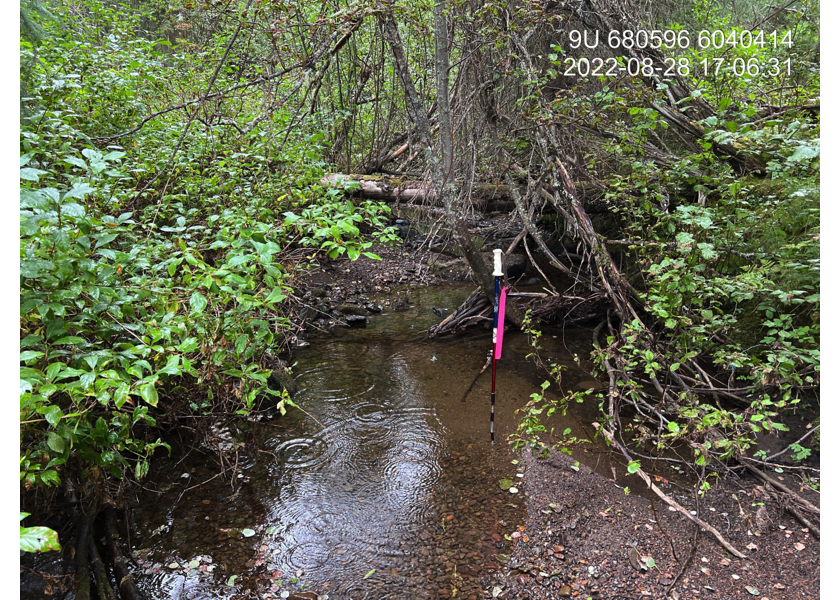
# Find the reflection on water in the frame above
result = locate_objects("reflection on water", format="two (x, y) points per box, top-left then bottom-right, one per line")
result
(127, 284), (598, 599)
(262, 350), (446, 594)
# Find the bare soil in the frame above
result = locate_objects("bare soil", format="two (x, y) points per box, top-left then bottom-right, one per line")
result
(482, 449), (819, 600)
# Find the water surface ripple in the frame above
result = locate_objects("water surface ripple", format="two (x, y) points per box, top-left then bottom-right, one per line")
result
(126, 284), (597, 599)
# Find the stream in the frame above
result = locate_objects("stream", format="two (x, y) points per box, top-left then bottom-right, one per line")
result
(29, 284), (605, 600)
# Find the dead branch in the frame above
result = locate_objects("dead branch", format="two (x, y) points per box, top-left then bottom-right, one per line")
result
(738, 461), (820, 516)
(461, 354), (491, 402)
(594, 422), (747, 559)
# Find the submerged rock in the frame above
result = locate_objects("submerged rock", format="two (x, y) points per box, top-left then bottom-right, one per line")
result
(337, 303), (367, 316)
(344, 314), (368, 327)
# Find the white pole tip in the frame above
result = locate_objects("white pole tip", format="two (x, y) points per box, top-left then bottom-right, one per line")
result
(492, 249), (503, 276)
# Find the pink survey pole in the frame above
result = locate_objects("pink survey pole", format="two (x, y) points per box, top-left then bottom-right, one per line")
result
(490, 249), (508, 444)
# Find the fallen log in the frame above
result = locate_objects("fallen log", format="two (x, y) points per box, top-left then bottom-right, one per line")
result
(320, 173), (609, 213)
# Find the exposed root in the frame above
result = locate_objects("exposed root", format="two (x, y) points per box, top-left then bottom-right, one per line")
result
(738, 461), (820, 517)
(104, 506), (147, 600)
(89, 536), (119, 600)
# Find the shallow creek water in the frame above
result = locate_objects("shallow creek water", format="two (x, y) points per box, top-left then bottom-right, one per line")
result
(125, 284), (603, 599)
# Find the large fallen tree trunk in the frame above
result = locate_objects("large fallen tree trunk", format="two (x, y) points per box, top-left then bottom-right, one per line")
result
(321, 173), (609, 213)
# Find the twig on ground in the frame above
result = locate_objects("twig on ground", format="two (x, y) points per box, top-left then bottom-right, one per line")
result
(738, 461), (820, 516)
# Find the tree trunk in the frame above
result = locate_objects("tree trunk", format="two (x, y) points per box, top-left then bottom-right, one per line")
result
(377, 2), (515, 320)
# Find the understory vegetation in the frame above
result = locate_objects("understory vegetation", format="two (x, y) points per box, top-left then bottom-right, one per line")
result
(20, 0), (817, 582)
(20, 0), (399, 554)
(509, 1), (819, 493)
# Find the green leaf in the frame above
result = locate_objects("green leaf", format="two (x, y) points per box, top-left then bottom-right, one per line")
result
(20, 350), (44, 363)
(41, 405), (63, 427)
(189, 292), (207, 313)
(364, 569), (376, 579)
(114, 384), (130, 409)
(53, 336), (87, 346)
(41, 470), (60, 487)
(45, 363), (64, 381)
(667, 421), (679, 434)
(139, 382), (159, 407)
(264, 287), (287, 304)
(241, 528), (256, 538)
(63, 156), (87, 169)
(20, 524), (62, 553)
(788, 143), (819, 163)
(226, 575), (238, 587)
(46, 432), (66, 454)
(20, 167), (48, 181)
(157, 355), (181, 376)
(61, 203), (86, 218)
(627, 461), (640, 474)
(63, 184), (95, 200)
